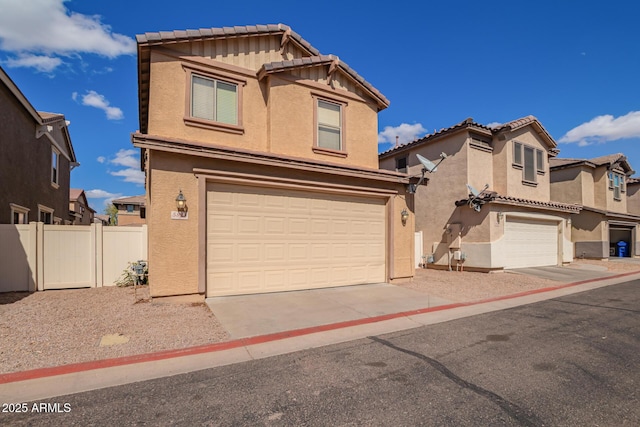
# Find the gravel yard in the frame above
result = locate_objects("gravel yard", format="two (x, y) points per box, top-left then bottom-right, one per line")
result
(0, 259), (637, 375)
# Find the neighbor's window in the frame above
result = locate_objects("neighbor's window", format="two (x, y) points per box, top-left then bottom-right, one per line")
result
(38, 205), (54, 224)
(396, 157), (408, 173)
(10, 204), (29, 224)
(191, 74), (238, 125)
(610, 172), (624, 200)
(317, 99), (343, 151)
(126, 204), (134, 213)
(513, 141), (545, 183)
(51, 147), (59, 186)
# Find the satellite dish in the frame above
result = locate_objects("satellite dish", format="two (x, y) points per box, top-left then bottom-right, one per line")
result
(466, 183), (490, 212)
(407, 153), (449, 193)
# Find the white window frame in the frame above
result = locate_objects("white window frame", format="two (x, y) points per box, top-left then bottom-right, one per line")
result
(10, 203), (29, 224)
(38, 204), (54, 224)
(610, 172), (624, 201)
(51, 147), (60, 188)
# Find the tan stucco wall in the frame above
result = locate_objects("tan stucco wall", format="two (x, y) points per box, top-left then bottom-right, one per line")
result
(146, 51), (380, 171)
(550, 167), (583, 205)
(501, 128), (551, 201)
(268, 76), (379, 169)
(117, 213), (146, 226)
(147, 150), (412, 297)
(627, 184), (640, 215)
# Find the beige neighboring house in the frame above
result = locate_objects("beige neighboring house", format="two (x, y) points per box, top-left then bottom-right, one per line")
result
(132, 23), (413, 298)
(627, 178), (640, 216)
(112, 195), (146, 226)
(550, 154), (640, 258)
(69, 189), (95, 225)
(0, 66), (78, 225)
(379, 116), (580, 271)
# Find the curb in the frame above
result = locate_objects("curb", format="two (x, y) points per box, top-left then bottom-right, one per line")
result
(1, 269), (639, 385)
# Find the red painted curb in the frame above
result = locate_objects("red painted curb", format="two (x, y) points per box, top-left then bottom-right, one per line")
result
(1, 269), (638, 385)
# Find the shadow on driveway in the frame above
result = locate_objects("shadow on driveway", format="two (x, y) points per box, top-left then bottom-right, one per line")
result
(506, 265), (615, 283)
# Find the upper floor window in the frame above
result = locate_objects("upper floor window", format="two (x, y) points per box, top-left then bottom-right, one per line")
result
(51, 147), (60, 187)
(396, 156), (408, 173)
(126, 204), (134, 213)
(609, 171), (625, 200)
(183, 64), (245, 134)
(513, 141), (544, 184)
(191, 75), (238, 125)
(317, 99), (343, 151)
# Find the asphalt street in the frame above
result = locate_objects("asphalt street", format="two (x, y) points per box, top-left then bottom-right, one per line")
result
(2, 280), (639, 426)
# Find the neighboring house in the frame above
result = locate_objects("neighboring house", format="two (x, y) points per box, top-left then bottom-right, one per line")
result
(69, 189), (95, 225)
(112, 195), (146, 226)
(132, 24), (413, 298)
(627, 178), (640, 216)
(94, 214), (110, 225)
(379, 116), (580, 271)
(0, 66), (78, 225)
(550, 154), (639, 258)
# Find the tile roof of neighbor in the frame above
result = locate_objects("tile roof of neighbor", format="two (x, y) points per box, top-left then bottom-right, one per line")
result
(380, 115), (557, 158)
(549, 153), (633, 173)
(69, 189), (83, 200)
(112, 195), (146, 205)
(628, 177), (640, 185)
(38, 111), (65, 122)
(455, 192), (581, 214)
(258, 55), (389, 107)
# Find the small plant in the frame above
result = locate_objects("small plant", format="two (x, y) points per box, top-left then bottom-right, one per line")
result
(116, 261), (148, 287)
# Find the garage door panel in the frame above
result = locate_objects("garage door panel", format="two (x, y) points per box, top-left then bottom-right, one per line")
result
(504, 218), (558, 269)
(206, 183), (386, 297)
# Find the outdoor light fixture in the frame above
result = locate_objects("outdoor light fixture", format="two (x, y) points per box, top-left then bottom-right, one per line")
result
(176, 190), (187, 217)
(401, 208), (409, 226)
(497, 212), (504, 223)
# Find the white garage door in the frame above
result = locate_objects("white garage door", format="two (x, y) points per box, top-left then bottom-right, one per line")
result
(206, 183), (386, 297)
(504, 218), (558, 269)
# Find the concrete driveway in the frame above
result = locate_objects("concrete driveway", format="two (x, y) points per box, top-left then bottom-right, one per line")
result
(206, 283), (452, 339)
(506, 264), (615, 282)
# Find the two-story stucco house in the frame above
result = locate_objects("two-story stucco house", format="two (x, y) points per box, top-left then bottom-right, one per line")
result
(379, 116), (580, 271)
(112, 195), (146, 226)
(69, 189), (95, 225)
(550, 154), (640, 258)
(132, 24), (413, 298)
(1, 66), (78, 225)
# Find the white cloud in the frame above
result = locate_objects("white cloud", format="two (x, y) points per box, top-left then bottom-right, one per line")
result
(105, 149), (144, 185)
(85, 189), (120, 199)
(4, 53), (62, 72)
(378, 123), (427, 146)
(559, 111), (640, 146)
(485, 121), (502, 128)
(0, 0), (135, 56)
(78, 90), (123, 120)
(110, 168), (145, 185)
(96, 156), (106, 163)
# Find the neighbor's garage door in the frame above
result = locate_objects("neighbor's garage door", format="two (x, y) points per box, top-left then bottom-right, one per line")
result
(503, 218), (558, 269)
(206, 183), (386, 297)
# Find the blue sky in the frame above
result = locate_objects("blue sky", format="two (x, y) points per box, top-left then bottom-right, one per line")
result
(1, 0), (639, 212)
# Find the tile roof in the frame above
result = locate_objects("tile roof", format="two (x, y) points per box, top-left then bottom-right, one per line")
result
(137, 24), (321, 56)
(492, 194), (581, 213)
(379, 115), (558, 158)
(550, 153), (634, 174)
(379, 117), (492, 157)
(627, 177), (640, 185)
(112, 195), (146, 206)
(38, 111), (65, 122)
(69, 189), (84, 200)
(259, 55), (389, 108)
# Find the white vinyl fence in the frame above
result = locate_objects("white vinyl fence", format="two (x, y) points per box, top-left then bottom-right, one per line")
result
(0, 223), (147, 292)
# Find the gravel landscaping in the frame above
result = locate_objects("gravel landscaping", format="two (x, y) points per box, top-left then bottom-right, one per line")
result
(1, 259), (638, 375)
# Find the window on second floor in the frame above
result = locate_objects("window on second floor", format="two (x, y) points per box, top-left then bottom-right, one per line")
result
(513, 141), (544, 184)
(126, 204), (134, 213)
(609, 171), (625, 200)
(191, 74), (238, 125)
(51, 147), (60, 187)
(395, 156), (408, 173)
(317, 99), (343, 151)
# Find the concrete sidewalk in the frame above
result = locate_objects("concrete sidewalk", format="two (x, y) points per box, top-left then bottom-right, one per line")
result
(2, 270), (639, 403)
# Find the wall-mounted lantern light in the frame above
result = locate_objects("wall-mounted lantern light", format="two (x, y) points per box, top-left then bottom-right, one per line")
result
(401, 208), (409, 226)
(176, 190), (187, 217)
(497, 212), (504, 223)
